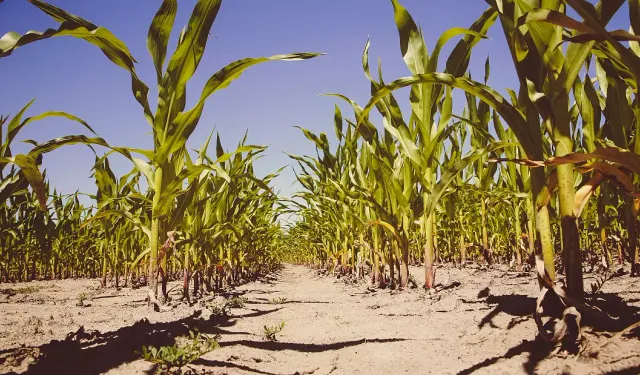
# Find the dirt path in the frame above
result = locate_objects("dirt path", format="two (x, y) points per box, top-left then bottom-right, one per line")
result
(1, 265), (639, 374)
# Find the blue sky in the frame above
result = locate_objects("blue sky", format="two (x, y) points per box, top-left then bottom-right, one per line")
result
(0, 0), (630, 203)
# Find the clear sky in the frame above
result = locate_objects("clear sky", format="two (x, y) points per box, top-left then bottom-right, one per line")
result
(0, 0), (630, 203)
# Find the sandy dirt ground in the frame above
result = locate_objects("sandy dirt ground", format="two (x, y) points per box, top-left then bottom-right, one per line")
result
(1, 264), (639, 375)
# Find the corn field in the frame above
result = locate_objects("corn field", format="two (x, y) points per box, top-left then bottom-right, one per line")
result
(0, 0), (320, 310)
(1, 0), (640, 366)
(283, 0), (640, 344)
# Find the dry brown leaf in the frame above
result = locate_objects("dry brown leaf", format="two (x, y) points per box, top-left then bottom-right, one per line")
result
(574, 172), (604, 217)
(537, 170), (558, 208)
(488, 157), (545, 167)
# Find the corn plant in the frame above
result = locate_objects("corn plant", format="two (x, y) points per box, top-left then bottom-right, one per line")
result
(3, 0), (320, 308)
(263, 321), (285, 342)
(282, 0), (640, 348)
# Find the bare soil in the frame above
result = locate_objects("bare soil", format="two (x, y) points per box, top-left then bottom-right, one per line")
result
(1, 265), (639, 375)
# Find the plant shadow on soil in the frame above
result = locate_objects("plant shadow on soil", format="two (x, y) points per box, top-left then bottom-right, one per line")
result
(1, 307), (406, 375)
(246, 297), (332, 305)
(457, 287), (640, 375)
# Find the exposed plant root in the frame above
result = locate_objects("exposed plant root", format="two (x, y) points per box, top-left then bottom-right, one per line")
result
(146, 290), (172, 312)
(594, 320), (640, 352)
(534, 257), (617, 352)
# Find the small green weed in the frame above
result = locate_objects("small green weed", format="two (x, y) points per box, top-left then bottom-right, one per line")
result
(23, 316), (44, 335)
(0, 285), (41, 296)
(263, 321), (285, 342)
(15, 286), (41, 294)
(141, 331), (219, 371)
(268, 297), (287, 304)
(225, 296), (247, 309)
(76, 292), (90, 307)
(207, 301), (229, 317)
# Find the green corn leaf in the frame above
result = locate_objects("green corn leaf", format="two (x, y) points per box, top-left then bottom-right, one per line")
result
(154, 164), (231, 218)
(81, 210), (152, 241)
(16, 0), (154, 125)
(334, 105), (344, 141)
(0, 154), (47, 209)
(428, 27), (488, 74)
(445, 6), (497, 77)
(422, 141), (516, 223)
(216, 133), (224, 160)
(129, 247), (151, 272)
(156, 53), (321, 162)
(390, 0), (428, 75)
(164, 0), (222, 112)
(358, 72), (534, 157)
(147, 0), (178, 84)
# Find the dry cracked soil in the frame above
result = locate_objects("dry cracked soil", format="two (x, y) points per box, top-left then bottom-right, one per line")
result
(1, 264), (639, 375)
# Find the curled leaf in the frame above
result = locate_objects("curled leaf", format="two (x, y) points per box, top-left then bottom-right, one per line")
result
(573, 172), (604, 217)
